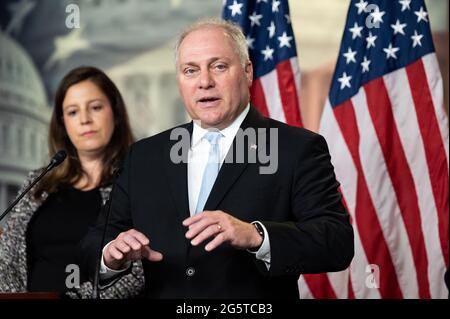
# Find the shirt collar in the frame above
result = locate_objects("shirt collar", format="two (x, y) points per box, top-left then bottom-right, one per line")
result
(191, 104), (250, 148)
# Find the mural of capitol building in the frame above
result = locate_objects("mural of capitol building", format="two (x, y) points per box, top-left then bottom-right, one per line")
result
(0, 34), (188, 222)
(108, 39), (189, 140)
(0, 31), (50, 219)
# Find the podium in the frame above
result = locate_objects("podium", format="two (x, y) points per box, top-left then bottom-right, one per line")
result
(0, 292), (60, 299)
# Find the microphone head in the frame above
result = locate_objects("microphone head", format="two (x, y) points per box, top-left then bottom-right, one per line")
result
(49, 150), (67, 168)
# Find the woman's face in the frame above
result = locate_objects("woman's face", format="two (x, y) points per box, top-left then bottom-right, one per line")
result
(62, 80), (115, 158)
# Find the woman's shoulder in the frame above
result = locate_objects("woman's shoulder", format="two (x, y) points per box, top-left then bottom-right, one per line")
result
(0, 169), (46, 239)
(26, 168), (46, 180)
(12, 167), (49, 210)
(16, 168), (47, 197)
(9, 168), (42, 199)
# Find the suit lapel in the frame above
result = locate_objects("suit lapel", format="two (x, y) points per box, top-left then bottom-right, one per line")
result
(204, 107), (268, 211)
(164, 107), (268, 218)
(164, 122), (192, 223)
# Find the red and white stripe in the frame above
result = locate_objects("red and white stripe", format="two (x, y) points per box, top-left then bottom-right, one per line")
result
(251, 57), (303, 127)
(300, 53), (449, 299)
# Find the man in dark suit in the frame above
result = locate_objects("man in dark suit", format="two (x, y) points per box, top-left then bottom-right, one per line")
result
(81, 18), (354, 298)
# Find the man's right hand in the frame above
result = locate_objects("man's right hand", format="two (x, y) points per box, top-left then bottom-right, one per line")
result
(103, 229), (163, 270)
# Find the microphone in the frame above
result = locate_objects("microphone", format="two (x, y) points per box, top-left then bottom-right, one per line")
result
(0, 150), (67, 223)
(91, 161), (123, 299)
(48, 150), (67, 170)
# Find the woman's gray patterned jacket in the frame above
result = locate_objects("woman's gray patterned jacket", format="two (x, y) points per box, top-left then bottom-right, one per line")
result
(0, 169), (144, 298)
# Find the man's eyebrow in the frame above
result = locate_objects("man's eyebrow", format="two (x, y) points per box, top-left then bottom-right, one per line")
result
(181, 57), (229, 67)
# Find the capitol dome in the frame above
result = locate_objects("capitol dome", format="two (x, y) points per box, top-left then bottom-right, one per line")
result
(0, 31), (50, 217)
(0, 32), (48, 114)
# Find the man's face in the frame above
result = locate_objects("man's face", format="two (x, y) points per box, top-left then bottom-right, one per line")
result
(176, 27), (253, 129)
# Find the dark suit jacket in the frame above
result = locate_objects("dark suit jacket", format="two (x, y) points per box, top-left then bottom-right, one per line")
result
(81, 107), (354, 298)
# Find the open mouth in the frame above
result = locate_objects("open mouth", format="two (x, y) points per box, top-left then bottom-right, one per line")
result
(198, 97), (220, 104)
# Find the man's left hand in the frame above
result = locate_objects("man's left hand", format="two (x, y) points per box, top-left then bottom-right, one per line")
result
(183, 210), (263, 251)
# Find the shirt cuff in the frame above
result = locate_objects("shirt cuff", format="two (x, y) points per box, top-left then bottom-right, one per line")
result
(248, 221), (271, 270)
(99, 240), (131, 281)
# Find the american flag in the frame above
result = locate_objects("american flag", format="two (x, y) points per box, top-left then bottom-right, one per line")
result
(222, 0), (302, 126)
(306, 0), (449, 298)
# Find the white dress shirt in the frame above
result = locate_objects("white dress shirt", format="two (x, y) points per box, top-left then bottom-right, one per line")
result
(100, 105), (271, 279)
(188, 105), (249, 215)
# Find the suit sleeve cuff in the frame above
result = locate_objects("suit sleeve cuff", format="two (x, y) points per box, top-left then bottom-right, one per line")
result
(100, 240), (131, 281)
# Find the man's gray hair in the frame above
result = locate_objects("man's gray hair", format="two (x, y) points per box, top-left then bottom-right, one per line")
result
(174, 17), (250, 69)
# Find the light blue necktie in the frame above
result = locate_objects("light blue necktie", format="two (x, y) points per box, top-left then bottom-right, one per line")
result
(195, 131), (223, 214)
